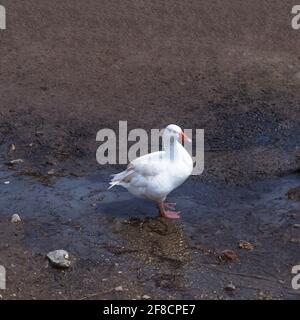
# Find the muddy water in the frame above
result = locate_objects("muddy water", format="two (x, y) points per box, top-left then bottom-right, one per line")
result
(0, 164), (299, 299)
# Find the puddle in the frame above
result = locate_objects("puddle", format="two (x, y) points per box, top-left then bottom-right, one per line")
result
(0, 165), (299, 299)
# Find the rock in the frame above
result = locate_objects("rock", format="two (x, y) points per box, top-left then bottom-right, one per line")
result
(11, 214), (21, 223)
(293, 224), (300, 228)
(224, 283), (236, 292)
(47, 169), (56, 176)
(290, 238), (300, 243)
(47, 250), (71, 268)
(114, 286), (124, 292)
(238, 240), (254, 250)
(219, 249), (239, 262)
(142, 294), (151, 299)
(8, 159), (23, 165)
(286, 186), (300, 201)
(4, 181), (10, 185)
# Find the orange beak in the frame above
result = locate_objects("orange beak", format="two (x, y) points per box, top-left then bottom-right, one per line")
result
(180, 131), (192, 143)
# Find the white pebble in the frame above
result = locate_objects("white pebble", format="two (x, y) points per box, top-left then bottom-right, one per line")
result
(11, 214), (21, 223)
(115, 286), (124, 292)
(47, 250), (71, 268)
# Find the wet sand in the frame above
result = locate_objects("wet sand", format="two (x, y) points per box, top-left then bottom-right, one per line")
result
(0, 1), (300, 299)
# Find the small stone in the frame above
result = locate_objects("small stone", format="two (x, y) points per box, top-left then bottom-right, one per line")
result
(11, 214), (21, 223)
(115, 286), (124, 292)
(290, 238), (300, 243)
(47, 250), (71, 268)
(224, 283), (236, 291)
(238, 240), (255, 250)
(142, 294), (151, 299)
(293, 224), (300, 228)
(47, 169), (55, 176)
(4, 181), (10, 185)
(286, 186), (300, 201)
(9, 159), (23, 165)
(219, 249), (239, 262)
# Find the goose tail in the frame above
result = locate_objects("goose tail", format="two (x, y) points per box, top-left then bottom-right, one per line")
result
(108, 169), (134, 190)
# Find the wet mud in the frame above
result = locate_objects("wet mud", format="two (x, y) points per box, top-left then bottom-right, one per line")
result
(0, 166), (299, 299)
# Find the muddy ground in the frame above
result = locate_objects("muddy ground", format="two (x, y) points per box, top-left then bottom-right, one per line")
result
(0, 1), (300, 299)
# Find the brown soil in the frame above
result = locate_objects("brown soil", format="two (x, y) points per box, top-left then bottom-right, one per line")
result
(0, 0), (299, 182)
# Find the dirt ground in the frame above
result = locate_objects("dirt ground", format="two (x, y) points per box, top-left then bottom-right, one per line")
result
(0, 1), (300, 300)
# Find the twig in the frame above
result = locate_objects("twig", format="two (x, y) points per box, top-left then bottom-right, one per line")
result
(78, 288), (114, 300)
(205, 265), (276, 283)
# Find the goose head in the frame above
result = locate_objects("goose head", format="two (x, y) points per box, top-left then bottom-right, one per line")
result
(163, 124), (191, 144)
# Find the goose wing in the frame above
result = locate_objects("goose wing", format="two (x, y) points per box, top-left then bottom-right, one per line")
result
(108, 151), (167, 189)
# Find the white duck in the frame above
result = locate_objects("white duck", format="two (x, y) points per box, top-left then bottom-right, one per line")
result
(109, 124), (193, 219)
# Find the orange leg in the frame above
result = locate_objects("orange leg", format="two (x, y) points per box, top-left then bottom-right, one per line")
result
(158, 201), (181, 219)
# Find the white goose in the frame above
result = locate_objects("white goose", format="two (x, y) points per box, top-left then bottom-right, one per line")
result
(109, 124), (193, 219)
